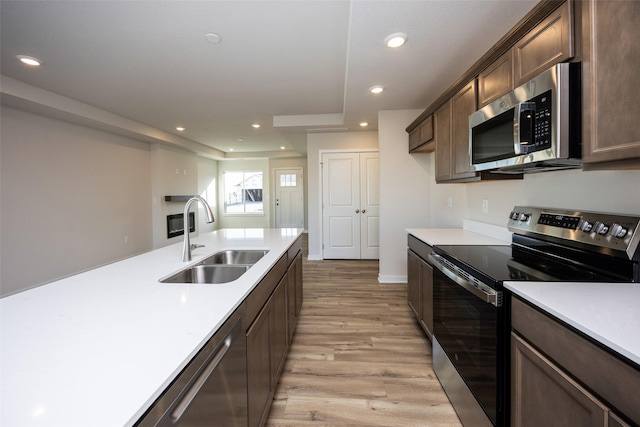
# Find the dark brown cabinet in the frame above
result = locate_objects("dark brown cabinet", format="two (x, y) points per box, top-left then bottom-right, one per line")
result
(407, 236), (434, 340)
(581, 0), (640, 168)
(511, 333), (608, 427)
(435, 80), (477, 182)
(287, 249), (303, 343)
(409, 114), (435, 153)
(407, 250), (422, 320)
(434, 101), (452, 183)
(513, 0), (574, 86)
(478, 51), (513, 108)
(511, 296), (637, 427)
(246, 237), (303, 427)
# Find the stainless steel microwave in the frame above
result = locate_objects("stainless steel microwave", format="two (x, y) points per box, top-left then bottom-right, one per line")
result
(469, 63), (582, 174)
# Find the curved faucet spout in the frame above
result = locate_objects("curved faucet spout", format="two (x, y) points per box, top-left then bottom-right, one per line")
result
(182, 196), (215, 262)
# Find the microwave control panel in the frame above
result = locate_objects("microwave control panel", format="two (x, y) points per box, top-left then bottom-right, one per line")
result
(531, 90), (552, 149)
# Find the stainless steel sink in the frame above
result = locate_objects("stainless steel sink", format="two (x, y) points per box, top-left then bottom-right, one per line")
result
(200, 250), (268, 265)
(160, 265), (250, 284)
(159, 249), (269, 284)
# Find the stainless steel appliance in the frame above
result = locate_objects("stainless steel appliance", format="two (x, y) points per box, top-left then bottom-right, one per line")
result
(429, 206), (640, 427)
(136, 305), (247, 427)
(469, 63), (581, 174)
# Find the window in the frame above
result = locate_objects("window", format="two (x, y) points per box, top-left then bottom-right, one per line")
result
(224, 171), (263, 214)
(279, 173), (297, 187)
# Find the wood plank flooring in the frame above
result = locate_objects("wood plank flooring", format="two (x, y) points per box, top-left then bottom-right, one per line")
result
(265, 238), (462, 426)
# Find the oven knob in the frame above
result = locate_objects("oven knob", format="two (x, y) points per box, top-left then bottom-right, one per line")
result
(518, 213), (530, 221)
(510, 211), (519, 220)
(579, 221), (593, 232)
(594, 221), (609, 235)
(610, 223), (628, 238)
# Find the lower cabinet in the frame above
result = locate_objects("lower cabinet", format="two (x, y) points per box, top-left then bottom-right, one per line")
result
(407, 236), (434, 340)
(511, 333), (611, 427)
(511, 296), (636, 427)
(247, 238), (303, 427)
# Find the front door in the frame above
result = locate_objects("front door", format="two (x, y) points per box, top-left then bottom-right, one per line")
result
(274, 168), (304, 229)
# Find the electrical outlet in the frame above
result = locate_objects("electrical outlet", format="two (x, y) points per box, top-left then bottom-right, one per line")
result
(124, 236), (129, 245)
(482, 199), (489, 213)
(447, 197), (453, 208)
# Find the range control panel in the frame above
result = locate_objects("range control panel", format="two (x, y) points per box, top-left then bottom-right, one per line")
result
(507, 206), (640, 260)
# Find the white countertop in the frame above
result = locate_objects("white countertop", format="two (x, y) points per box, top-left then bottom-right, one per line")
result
(406, 227), (511, 246)
(0, 228), (302, 427)
(506, 281), (640, 366)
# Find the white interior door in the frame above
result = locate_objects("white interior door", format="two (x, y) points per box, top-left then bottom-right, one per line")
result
(322, 152), (379, 259)
(274, 168), (304, 229)
(360, 152), (379, 259)
(322, 153), (360, 259)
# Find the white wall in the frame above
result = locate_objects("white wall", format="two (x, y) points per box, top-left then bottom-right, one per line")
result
(198, 156), (218, 234)
(306, 131), (379, 260)
(378, 110), (433, 282)
(1, 106), (153, 296)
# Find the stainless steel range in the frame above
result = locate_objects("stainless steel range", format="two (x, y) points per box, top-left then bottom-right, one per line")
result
(428, 206), (640, 427)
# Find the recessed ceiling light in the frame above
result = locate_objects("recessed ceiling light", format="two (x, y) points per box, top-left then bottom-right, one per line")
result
(204, 33), (222, 44)
(176, 126), (186, 131)
(236, 138), (244, 142)
(369, 85), (384, 94)
(229, 148), (235, 151)
(16, 55), (42, 66)
(251, 123), (261, 128)
(384, 33), (408, 48)
(280, 146), (286, 150)
(359, 122), (368, 127)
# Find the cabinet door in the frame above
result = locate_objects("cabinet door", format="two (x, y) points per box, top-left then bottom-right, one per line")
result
(582, 0), (640, 166)
(434, 101), (452, 183)
(409, 115), (435, 153)
(451, 80), (477, 181)
(511, 332), (607, 427)
(287, 262), (296, 343)
(247, 305), (272, 427)
(407, 250), (422, 319)
(418, 259), (433, 340)
(478, 51), (513, 108)
(294, 251), (303, 317)
(271, 277), (288, 382)
(513, 1), (574, 86)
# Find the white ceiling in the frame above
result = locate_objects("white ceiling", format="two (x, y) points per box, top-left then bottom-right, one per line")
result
(0, 0), (539, 157)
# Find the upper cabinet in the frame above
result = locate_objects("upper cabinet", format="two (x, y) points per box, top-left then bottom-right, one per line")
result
(478, 51), (513, 108)
(581, 0), (640, 168)
(513, 1), (574, 86)
(409, 114), (434, 153)
(435, 80), (512, 183)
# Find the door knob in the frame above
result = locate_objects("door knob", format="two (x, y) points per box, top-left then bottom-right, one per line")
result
(361, 209), (366, 214)
(355, 209), (360, 213)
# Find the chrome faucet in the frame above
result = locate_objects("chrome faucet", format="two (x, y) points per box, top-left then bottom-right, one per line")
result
(182, 196), (215, 262)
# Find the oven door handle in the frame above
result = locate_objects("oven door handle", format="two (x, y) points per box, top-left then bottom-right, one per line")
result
(428, 253), (502, 307)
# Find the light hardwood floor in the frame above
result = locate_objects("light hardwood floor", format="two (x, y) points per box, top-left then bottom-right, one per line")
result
(265, 237), (462, 426)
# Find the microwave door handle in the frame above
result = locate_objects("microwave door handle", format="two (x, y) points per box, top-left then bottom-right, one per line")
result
(514, 102), (536, 155)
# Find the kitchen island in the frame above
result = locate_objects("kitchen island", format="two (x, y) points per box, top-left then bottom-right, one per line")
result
(0, 228), (303, 426)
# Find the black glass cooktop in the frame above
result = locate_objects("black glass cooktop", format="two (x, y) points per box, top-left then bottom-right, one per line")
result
(433, 243), (626, 285)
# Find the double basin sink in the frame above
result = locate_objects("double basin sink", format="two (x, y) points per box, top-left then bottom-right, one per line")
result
(160, 250), (269, 284)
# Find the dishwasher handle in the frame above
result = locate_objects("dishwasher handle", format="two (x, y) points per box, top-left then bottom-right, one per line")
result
(428, 252), (502, 307)
(170, 328), (234, 423)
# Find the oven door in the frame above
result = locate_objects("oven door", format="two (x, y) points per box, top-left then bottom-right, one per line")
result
(429, 253), (505, 426)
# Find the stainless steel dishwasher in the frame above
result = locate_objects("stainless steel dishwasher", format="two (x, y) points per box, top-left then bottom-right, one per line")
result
(136, 305), (247, 427)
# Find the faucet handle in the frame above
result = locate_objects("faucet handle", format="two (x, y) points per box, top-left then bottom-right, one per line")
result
(190, 244), (205, 251)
